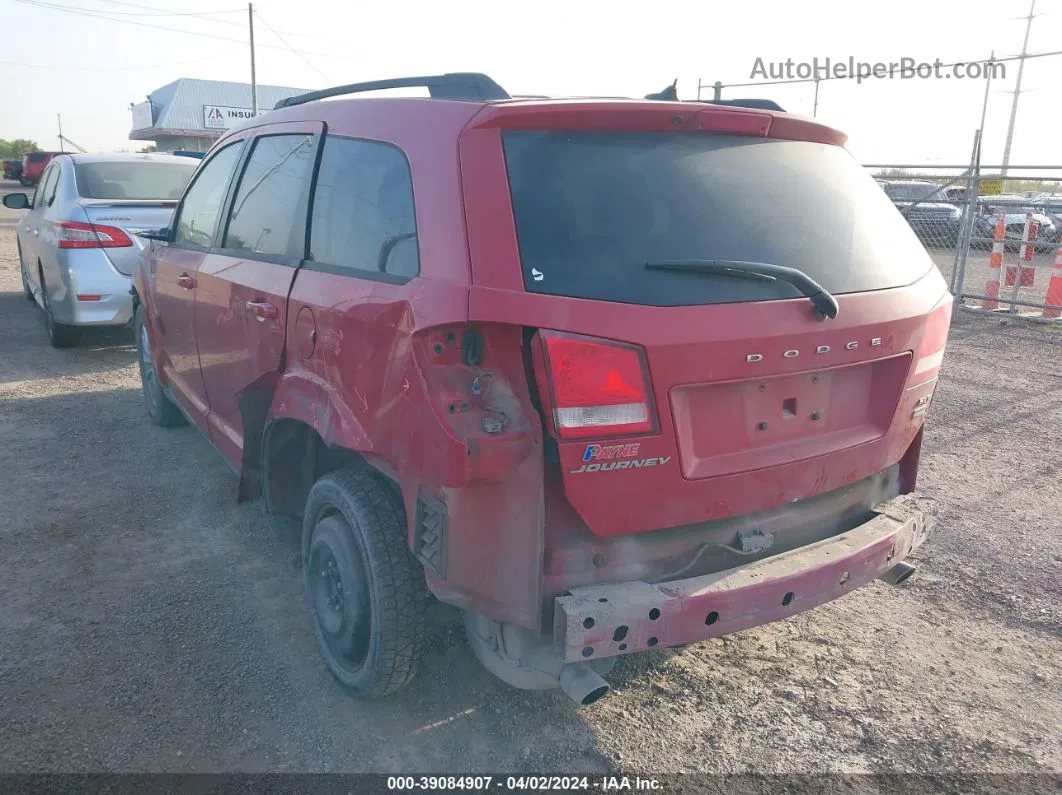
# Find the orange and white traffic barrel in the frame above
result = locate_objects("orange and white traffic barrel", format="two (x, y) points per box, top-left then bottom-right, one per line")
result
(982, 209), (1006, 310)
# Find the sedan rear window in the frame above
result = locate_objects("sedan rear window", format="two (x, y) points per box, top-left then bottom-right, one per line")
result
(502, 132), (935, 306)
(75, 161), (197, 201)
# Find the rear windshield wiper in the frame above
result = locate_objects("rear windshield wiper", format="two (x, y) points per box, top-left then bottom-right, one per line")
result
(645, 259), (839, 321)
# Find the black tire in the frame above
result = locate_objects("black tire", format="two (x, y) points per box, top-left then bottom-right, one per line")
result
(39, 271), (81, 348)
(135, 305), (186, 427)
(302, 469), (426, 698)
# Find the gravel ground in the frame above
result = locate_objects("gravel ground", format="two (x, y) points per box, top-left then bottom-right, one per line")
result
(0, 182), (1060, 778)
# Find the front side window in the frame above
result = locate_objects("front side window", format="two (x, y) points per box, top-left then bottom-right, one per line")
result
(173, 143), (244, 248)
(309, 136), (419, 278)
(223, 134), (315, 257)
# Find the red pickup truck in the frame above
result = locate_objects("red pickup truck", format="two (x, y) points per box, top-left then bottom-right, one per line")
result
(20, 151), (59, 186)
(133, 73), (950, 706)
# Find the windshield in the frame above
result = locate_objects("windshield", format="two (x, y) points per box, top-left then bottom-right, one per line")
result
(883, 183), (946, 202)
(502, 132), (934, 306)
(75, 160), (196, 201)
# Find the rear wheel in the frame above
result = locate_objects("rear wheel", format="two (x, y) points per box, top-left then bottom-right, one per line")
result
(39, 271), (81, 348)
(303, 469), (426, 698)
(135, 305), (186, 427)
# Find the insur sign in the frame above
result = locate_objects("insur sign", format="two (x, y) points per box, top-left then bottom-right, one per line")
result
(203, 105), (259, 130)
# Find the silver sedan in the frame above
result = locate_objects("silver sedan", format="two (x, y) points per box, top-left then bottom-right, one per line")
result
(3, 153), (198, 347)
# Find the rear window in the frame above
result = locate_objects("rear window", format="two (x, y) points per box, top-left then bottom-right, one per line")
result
(75, 160), (196, 200)
(26, 153), (48, 163)
(502, 132), (934, 306)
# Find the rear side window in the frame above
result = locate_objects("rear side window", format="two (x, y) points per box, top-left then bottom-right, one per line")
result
(174, 143), (244, 248)
(75, 161), (196, 200)
(309, 136), (419, 279)
(502, 132), (934, 306)
(27, 153), (47, 163)
(223, 134), (315, 257)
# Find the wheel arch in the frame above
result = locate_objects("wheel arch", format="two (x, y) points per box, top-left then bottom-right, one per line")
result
(259, 416), (403, 527)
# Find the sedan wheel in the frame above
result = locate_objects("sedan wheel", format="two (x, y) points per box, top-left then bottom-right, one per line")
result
(40, 274), (81, 349)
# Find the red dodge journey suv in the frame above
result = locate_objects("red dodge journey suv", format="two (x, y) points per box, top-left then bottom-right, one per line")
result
(133, 73), (951, 705)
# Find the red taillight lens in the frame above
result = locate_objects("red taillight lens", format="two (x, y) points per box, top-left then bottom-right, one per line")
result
(913, 294), (953, 381)
(540, 331), (655, 440)
(55, 221), (133, 249)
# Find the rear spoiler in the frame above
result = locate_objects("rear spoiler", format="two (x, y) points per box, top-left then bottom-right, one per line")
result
(696, 98), (786, 112)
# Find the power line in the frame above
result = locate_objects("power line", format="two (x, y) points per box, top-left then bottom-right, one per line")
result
(95, 0), (244, 15)
(0, 52), (225, 70)
(98, 0), (375, 48)
(253, 8), (331, 81)
(14, 0), (355, 58)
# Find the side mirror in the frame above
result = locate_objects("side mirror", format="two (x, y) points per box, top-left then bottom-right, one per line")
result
(2, 193), (29, 210)
(137, 227), (171, 242)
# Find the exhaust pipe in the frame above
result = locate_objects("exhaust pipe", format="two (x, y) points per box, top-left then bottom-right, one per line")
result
(558, 664), (610, 706)
(879, 561), (917, 586)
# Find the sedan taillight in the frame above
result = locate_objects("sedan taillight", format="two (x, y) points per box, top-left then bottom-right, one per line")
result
(55, 220), (133, 249)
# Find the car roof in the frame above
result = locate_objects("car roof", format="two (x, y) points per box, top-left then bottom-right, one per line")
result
(65, 152), (198, 165)
(217, 72), (847, 148)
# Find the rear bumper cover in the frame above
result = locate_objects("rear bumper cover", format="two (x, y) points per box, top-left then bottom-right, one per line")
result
(553, 509), (931, 663)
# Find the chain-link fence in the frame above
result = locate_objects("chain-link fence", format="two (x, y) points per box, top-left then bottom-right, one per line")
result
(869, 167), (1062, 319)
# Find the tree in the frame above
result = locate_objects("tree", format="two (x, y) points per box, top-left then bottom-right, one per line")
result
(0, 139), (41, 159)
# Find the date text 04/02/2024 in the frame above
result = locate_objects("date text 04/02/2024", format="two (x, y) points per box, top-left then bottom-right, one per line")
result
(386, 775), (663, 791)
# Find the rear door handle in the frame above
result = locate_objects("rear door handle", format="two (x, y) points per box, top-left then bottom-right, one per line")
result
(176, 274), (195, 289)
(246, 301), (278, 321)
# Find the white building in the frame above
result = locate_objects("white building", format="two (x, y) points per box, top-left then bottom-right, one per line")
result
(129, 78), (310, 153)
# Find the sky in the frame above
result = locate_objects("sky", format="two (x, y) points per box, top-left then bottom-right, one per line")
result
(2, 0), (1061, 170)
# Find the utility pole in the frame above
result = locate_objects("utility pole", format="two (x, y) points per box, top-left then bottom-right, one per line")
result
(57, 114), (64, 153)
(248, 2), (258, 115)
(812, 78), (820, 118)
(1000, 0), (1037, 180)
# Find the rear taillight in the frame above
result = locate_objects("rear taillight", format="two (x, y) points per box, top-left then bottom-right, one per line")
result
(539, 331), (655, 440)
(55, 221), (133, 249)
(913, 294), (953, 381)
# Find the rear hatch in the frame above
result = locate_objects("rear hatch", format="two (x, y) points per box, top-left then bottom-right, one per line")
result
(460, 102), (951, 537)
(74, 158), (196, 275)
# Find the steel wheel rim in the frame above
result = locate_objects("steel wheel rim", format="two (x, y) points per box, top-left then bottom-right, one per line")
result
(139, 325), (161, 412)
(308, 517), (372, 673)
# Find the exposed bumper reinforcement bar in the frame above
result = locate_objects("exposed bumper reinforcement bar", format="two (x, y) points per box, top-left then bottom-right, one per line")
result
(553, 510), (931, 664)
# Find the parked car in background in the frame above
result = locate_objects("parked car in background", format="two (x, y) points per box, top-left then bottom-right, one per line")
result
(2, 153), (198, 347)
(880, 180), (962, 246)
(943, 185), (968, 205)
(974, 194), (1060, 252)
(20, 151), (60, 186)
(133, 72), (950, 705)
(3, 159), (23, 181)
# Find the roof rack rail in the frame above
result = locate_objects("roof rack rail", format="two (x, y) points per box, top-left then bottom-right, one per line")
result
(698, 98), (786, 112)
(275, 72), (510, 109)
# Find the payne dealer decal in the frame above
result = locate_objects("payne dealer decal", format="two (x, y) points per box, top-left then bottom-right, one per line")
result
(569, 443), (671, 474)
